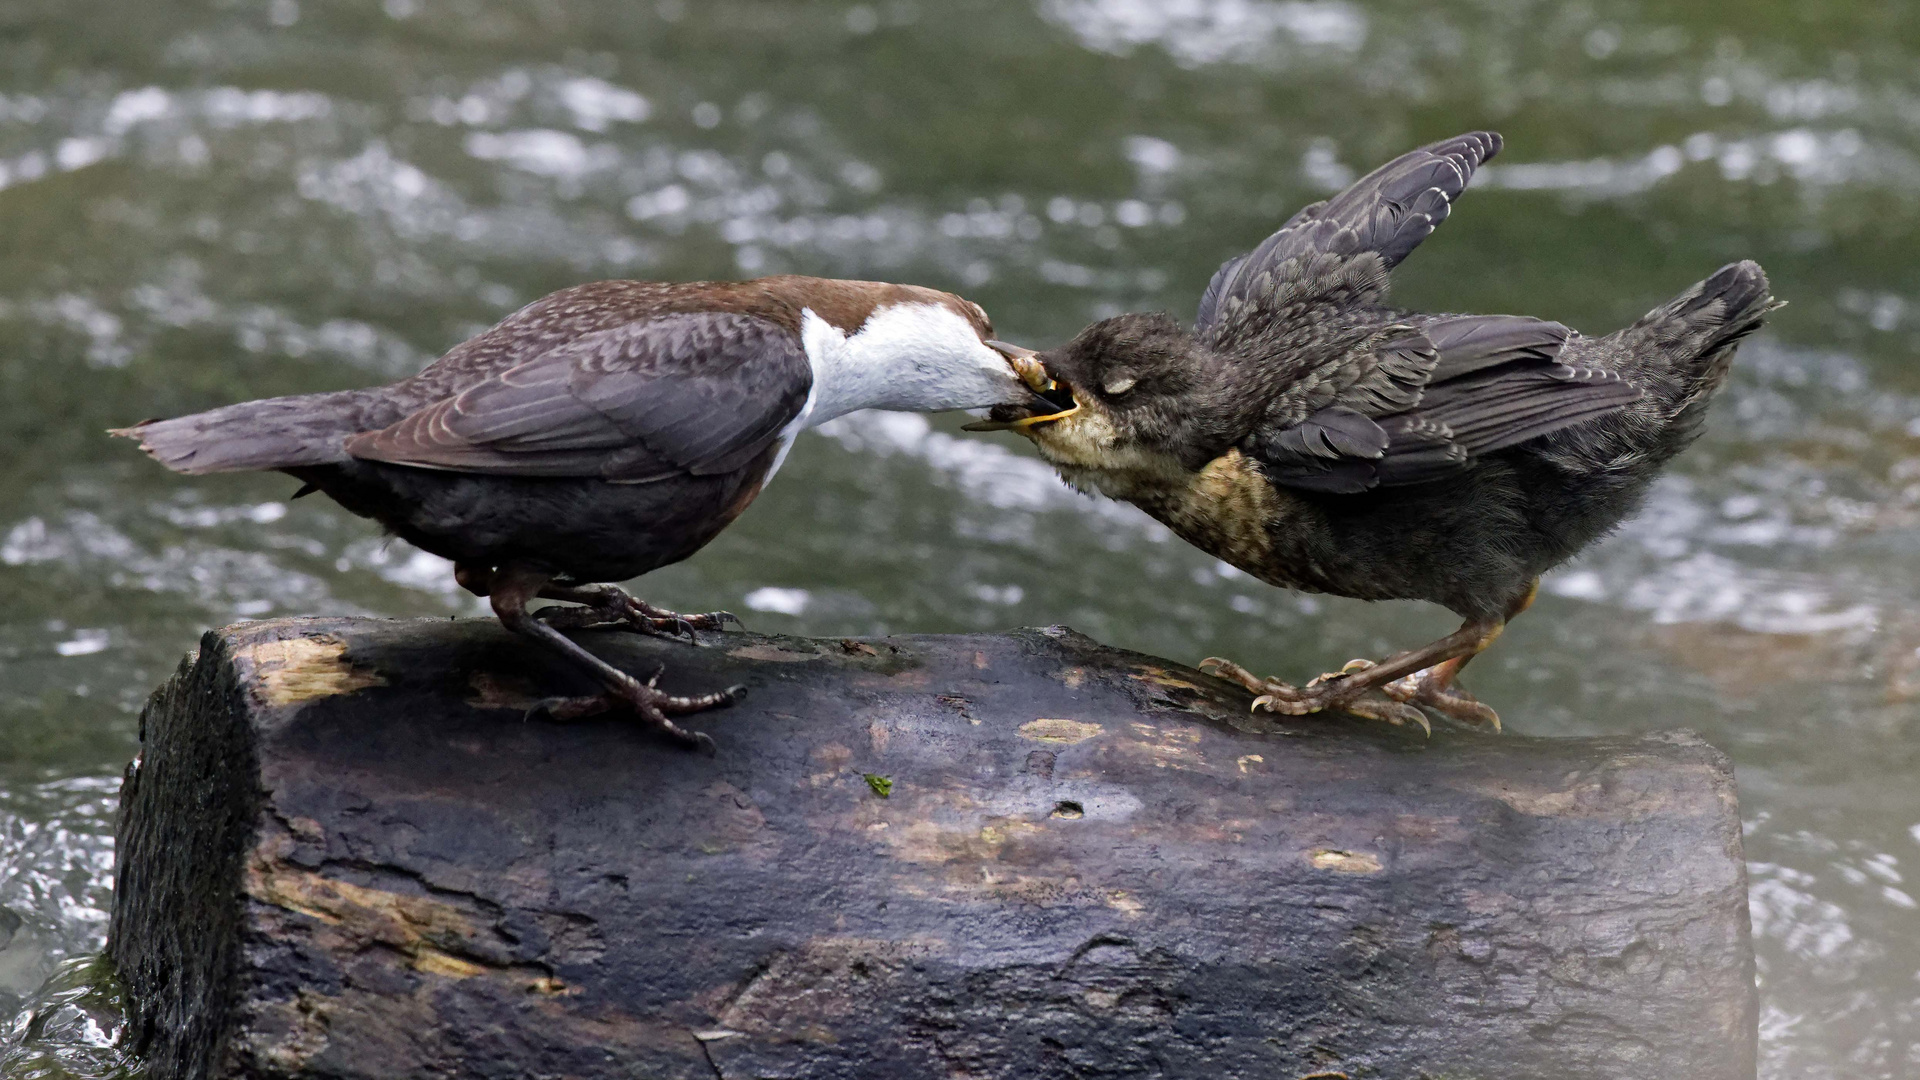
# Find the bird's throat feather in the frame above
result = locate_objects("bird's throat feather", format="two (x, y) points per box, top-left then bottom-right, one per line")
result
(1032, 412), (1281, 576)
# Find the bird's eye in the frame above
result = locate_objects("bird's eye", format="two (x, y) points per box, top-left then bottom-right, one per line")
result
(1102, 374), (1138, 396)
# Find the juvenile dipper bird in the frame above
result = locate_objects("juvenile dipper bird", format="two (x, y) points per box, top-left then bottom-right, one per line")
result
(969, 132), (1776, 731)
(117, 276), (1048, 750)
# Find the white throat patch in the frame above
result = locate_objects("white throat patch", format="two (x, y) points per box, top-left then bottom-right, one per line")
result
(798, 302), (1020, 424)
(763, 301), (1025, 480)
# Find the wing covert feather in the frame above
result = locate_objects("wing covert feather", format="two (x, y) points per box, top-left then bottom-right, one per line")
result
(344, 312), (812, 482)
(1196, 132), (1502, 333)
(1244, 314), (1640, 492)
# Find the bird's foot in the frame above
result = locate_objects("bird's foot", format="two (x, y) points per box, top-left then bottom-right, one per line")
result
(526, 664), (745, 755)
(1383, 668), (1501, 732)
(1198, 657), (1430, 734)
(535, 585), (740, 642)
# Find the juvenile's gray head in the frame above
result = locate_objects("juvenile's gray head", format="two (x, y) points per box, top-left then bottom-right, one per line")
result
(968, 312), (1241, 473)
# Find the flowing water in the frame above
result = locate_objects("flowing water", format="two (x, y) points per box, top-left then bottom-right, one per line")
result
(1, 1), (1917, 1074)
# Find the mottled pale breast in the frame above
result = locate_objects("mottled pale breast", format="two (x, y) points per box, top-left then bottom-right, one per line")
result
(1045, 435), (1324, 594)
(1123, 450), (1325, 593)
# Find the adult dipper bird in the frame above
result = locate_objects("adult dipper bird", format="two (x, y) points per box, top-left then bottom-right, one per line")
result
(116, 276), (1049, 750)
(968, 132), (1776, 732)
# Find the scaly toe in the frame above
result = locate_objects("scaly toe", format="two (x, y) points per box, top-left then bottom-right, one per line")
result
(1383, 673), (1502, 732)
(1337, 693), (1433, 736)
(628, 601), (735, 639)
(525, 694), (616, 722)
(648, 615), (700, 642)
(654, 683), (746, 715)
(686, 610), (739, 632)
(1436, 696), (1500, 732)
(1251, 691), (1316, 716)
(531, 605), (618, 631)
(524, 672), (738, 752)
(1382, 673), (1420, 702)
(1200, 657), (1272, 696)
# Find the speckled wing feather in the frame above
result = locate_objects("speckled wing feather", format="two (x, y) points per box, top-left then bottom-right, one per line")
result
(1194, 133), (1503, 455)
(1195, 132), (1502, 334)
(344, 312), (811, 483)
(1251, 315), (1641, 493)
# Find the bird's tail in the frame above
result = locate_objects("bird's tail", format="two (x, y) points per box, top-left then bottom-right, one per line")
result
(1616, 260), (1776, 452)
(1554, 260), (1777, 475)
(110, 388), (389, 475)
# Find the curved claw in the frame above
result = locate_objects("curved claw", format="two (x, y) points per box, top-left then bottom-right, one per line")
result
(1251, 692), (1316, 716)
(1202, 656), (1285, 698)
(1340, 694), (1432, 736)
(1305, 661), (1372, 690)
(1384, 671), (1502, 732)
(663, 609), (739, 640)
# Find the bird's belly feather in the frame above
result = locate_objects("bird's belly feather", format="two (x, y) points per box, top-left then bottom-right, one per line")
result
(1065, 448), (1333, 593)
(289, 444), (780, 583)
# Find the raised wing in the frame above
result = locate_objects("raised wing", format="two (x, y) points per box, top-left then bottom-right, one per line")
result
(1196, 132), (1502, 333)
(344, 312), (812, 483)
(1247, 315), (1641, 493)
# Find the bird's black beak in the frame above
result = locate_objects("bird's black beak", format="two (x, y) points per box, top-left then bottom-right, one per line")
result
(986, 340), (1053, 396)
(965, 347), (1079, 432)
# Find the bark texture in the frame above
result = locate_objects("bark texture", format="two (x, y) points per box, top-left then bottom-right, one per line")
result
(110, 616), (1756, 1079)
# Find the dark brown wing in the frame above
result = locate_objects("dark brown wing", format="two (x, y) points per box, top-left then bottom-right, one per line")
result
(1196, 132), (1502, 333)
(344, 312), (812, 483)
(1248, 315), (1642, 493)
(1193, 133), (1504, 436)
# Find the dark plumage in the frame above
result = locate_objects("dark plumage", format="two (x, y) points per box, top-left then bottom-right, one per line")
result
(117, 275), (1037, 750)
(971, 132), (1777, 731)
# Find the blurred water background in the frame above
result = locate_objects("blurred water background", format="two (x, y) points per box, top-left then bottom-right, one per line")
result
(1, 1), (1917, 1074)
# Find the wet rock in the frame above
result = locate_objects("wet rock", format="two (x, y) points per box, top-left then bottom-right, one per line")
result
(110, 616), (1756, 1079)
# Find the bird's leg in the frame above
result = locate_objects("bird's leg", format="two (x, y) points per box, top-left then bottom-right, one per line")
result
(1198, 657), (1433, 733)
(532, 582), (740, 641)
(455, 562), (739, 641)
(1200, 615), (1504, 733)
(487, 564), (742, 753)
(1380, 653), (1500, 730)
(1381, 579), (1539, 732)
